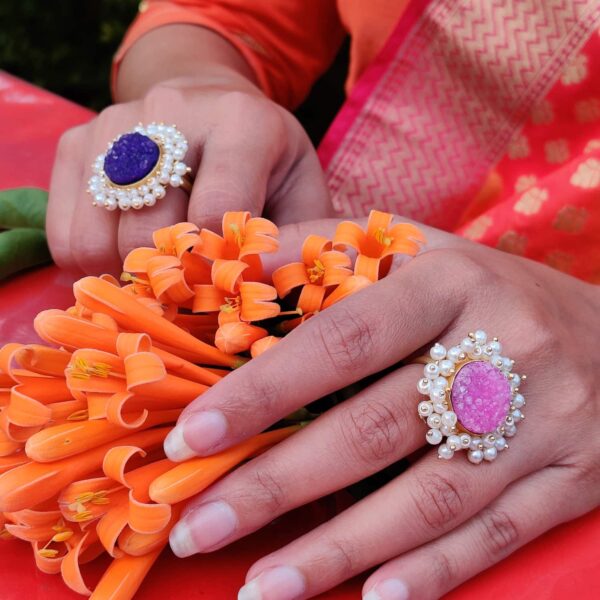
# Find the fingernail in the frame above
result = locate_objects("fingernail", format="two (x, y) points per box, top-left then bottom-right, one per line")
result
(238, 566), (306, 600)
(183, 409), (228, 455)
(164, 425), (196, 461)
(169, 500), (237, 557)
(363, 579), (410, 600)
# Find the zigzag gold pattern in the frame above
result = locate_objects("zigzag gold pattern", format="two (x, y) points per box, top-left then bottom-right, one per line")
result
(326, 0), (600, 228)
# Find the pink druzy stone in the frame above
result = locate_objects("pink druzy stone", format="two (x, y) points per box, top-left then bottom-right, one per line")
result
(451, 360), (511, 434)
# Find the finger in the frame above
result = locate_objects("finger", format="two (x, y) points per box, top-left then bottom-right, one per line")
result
(363, 466), (592, 600)
(265, 139), (334, 225)
(239, 444), (544, 599)
(117, 187), (189, 259)
(46, 124), (89, 273)
(168, 365), (424, 556)
(165, 249), (464, 460)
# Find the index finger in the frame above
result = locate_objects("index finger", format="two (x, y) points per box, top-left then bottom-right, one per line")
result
(164, 249), (466, 461)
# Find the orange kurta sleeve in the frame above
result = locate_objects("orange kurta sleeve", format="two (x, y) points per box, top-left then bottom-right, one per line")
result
(113, 0), (346, 109)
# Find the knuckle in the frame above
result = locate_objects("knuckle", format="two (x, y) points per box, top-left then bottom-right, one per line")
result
(143, 83), (184, 114)
(312, 536), (359, 578)
(56, 124), (87, 160)
(430, 546), (458, 584)
(338, 397), (405, 467)
(411, 471), (467, 532)
(224, 370), (282, 420)
(314, 307), (376, 378)
(478, 507), (520, 558)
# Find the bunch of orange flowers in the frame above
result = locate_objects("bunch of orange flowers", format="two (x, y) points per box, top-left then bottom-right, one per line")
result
(0, 210), (424, 599)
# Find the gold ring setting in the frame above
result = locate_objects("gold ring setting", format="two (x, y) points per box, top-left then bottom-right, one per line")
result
(416, 330), (526, 464)
(87, 122), (192, 211)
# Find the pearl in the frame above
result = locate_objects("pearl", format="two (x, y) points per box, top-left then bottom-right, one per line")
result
(143, 194), (156, 206)
(418, 402), (433, 417)
(440, 423), (453, 436)
(469, 437), (483, 451)
(430, 343), (446, 361)
(513, 393), (525, 408)
(483, 434), (496, 448)
(502, 357), (513, 371)
(460, 433), (471, 448)
(433, 401), (447, 414)
(494, 437), (507, 451)
(438, 444), (454, 460)
(426, 429), (443, 445)
(430, 388), (446, 402)
(118, 197), (131, 210)
(469, 346), (484, 359)
(504, 424), (517, 437)
(89, 175), (101, 186)
(158, 173), (170, 185)
(511, 374), (521, 388)
(131, 197), (143, 209)
(152, 185), (166, 199)
(424, 363), (440, 379)
(174, 162), (188, 176)
(511, 409), (523, 422)
(162, 153), (173, 165)
(460, 337), (475, 353)
(417, 378), (431, 395)
(104, 198), (118, 211)
(468, 449), (484, 464)
(490, 354), (503, 369)
(94, 193), (105, 204)
(170, 174), (183, 187)
(165, 126), (175, 136)
(447, 346), (462, 362)
(147, 124), (158, 135)
(157, 124), (165, 133)
(483, 446), (498, 461)
(427, 414), (442, 429)
(489, 340), (502, 354)
(439, 359), (455, 376)
(432, 377), (449, 391)
(447, 434), (461, 450)
(173, 148), (186, 160)
(474, 330), (487, 344)
(441, 411), (457, 427)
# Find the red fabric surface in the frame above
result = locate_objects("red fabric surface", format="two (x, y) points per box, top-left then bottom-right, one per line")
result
(0, 72), (598, 599)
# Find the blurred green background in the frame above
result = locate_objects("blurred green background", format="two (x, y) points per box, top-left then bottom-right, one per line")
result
(0, 0), (139, 111)
(0, 0), (346, 144)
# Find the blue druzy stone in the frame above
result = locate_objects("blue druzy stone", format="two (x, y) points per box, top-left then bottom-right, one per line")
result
(103, 132), (160, 185)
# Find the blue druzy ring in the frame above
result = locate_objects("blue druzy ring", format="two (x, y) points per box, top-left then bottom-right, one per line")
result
(87, 122), (192, 211)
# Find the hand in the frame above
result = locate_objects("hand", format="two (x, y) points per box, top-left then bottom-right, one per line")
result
(164, 218), (600, 599)
(47, 28), (332, 275)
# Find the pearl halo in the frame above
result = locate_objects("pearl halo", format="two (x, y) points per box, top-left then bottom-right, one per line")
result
(417, 330), (526, 464)
(87, 122), (191, 211)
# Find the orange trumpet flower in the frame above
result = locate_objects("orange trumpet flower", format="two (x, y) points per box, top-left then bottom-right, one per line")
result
(272, 234), (352, 313)
(333, 209), (426, 281)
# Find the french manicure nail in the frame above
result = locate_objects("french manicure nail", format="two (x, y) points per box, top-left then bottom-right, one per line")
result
(182, 409), (228, 454)
(169, 500), (237, 557)
(363, 579), (410, 600)
(238, 566), (306, 600)
(164, 425), (196, 461)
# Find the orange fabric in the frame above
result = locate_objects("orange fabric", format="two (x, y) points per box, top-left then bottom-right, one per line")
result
(114, 0), (408, 108)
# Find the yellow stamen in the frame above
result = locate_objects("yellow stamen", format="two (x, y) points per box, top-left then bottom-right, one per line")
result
(121, 272), (150, 286)
(73, 511), (93, 522)
(307, 259), (326, 283)
(52, 530), (74, 543)
(374, 227), (393, 246)
(219, 296), (241, 313)
(67, 409), (89, 421)
(75, 492), (95, 504)
(38, 549), (59, 559)
(67, 357), (111, 380)
(229, 223), (245, 247)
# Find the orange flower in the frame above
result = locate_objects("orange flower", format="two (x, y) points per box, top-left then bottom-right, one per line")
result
(333, 210), (426, 281)
(193, 211), (278, 280)
(123, 222), (211, 305)
(272, 235), (352, 313)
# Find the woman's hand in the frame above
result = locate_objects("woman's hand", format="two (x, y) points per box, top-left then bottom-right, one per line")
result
(46, 26), (331, 275)
(164, 219), (600, 599)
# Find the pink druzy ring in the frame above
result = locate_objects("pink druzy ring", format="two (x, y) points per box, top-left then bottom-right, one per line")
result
(416, 331), (526, 464)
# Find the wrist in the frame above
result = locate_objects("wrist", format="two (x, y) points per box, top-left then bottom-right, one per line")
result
(115, 24), (260, 102)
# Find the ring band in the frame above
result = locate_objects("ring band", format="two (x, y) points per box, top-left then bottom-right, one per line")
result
(87, 122), (193, 211)
(416, 330), (526, 464)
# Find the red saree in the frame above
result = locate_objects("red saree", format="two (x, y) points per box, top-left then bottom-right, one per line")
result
(318, 0), (600, 283)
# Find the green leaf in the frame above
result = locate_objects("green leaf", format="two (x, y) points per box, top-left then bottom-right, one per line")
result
(0, 187), (48, 229)
(0, 228), (51, 279)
